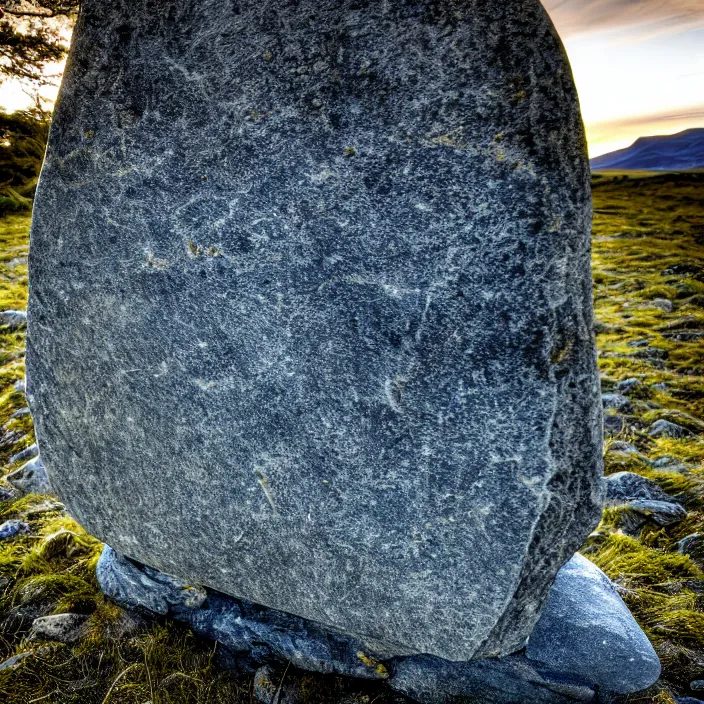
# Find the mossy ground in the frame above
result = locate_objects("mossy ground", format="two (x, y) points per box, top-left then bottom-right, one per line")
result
(583, 171), (704, 703)
(0, 173), (703, 702)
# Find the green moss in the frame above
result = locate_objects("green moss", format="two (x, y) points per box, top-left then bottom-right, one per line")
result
(588, 172), (704, 694)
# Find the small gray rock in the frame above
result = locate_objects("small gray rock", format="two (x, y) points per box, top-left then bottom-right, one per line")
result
(602, 394), (632, 413)
(0, 651), (33, 671)
(628, 499), (687, 526)
(0, 487), (16, 502)
(6, 456), (51, 495)
(650, 299), (673, 313)
(653, 456), (679, 467)
(615, 378), (647, 396)
(23, 500), (64, 518)
(253, 665), (280, 703)
(253, 665), (303, 704)
(678, 534), (704, 565)
(30, 613), (88, 644)
(0, 310), (27, 330)
(0, 519), (30, 540)
(648, 419), (689, 439)
(605, 472), (673, 505)
(607, 441), (639, 454)
(652, 456), (689, 473)
(691, 681), (704, 692)
(525, 553), (661, 694)
(96, 545), (206, 615)
(604, 415), (627, 437)
(8, 442), (39, 466)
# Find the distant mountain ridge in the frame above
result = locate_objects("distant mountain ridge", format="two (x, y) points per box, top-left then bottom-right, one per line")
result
(591, 128), (704, 171)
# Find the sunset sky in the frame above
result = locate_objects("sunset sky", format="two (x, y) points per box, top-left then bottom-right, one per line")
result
(1, 0), (702, 158)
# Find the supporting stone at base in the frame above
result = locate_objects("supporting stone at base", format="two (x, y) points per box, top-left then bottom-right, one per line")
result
(97, 546), (660, 704)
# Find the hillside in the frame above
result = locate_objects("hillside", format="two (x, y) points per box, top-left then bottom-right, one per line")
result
(591, 129), (704, 171)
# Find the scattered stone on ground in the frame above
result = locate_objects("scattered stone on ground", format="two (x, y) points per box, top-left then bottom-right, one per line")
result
(0, 519), (30, 540)
(627, 499), (687, 526)
(0, 310), (26, 330)
(0, 651), (33, 672)
(0, 486), (16, 501)
(648, 419), (690, 439)
(525, 554), (661, 694)
(605, 472), (675, 505)
(602, 393), (633, 413)
(8, 442), (38, 466)
(678, 535), (704, 566)
(21, 500), (64, 518)
(30, 613), (88, 644)
(6, 456), (51, 495)
(614, 378), (648, 397)
(604, 414), (627, 436)
(650, 299), (674, 313)
(607, 441), (639, 454)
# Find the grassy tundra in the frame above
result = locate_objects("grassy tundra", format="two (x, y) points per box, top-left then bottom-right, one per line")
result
(0, 172), (703, 703)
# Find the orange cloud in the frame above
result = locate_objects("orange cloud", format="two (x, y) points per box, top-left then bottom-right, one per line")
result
(545, 0), (704, 38)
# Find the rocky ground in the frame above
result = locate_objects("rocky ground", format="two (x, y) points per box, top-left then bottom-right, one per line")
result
(0, 171), (703, 703)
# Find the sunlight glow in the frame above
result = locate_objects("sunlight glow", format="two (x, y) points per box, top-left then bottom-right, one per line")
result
(1, 4), (702, 159)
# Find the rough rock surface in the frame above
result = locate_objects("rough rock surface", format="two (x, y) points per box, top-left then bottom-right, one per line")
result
(601, 394), (632, 413)
(96, 544), (207, 615)
(98, 545), (391, 680)
(525, 554), (661, 694)
(388, 654), (596, 704)
(99, 546), (659, 700)
(28, 0), (602, 660)
(0, 652), (34, 672)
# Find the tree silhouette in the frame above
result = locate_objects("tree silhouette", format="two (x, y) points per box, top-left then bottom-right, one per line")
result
(0, 1), (77, 86)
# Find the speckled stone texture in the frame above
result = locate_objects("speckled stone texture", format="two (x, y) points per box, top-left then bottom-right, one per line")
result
(27, 0), (603, 661)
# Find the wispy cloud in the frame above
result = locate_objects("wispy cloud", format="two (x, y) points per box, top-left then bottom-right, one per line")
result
(544, 0), (704, 38)
(590, 106), (704, 132)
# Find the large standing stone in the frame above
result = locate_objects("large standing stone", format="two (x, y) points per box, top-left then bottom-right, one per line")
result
(27, 0), (603, 661)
